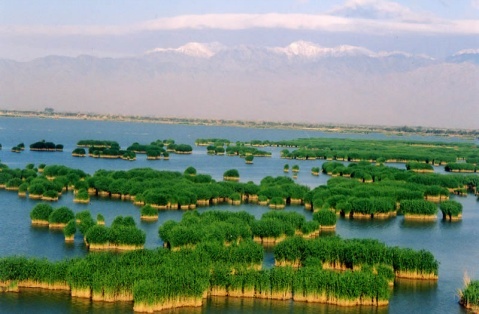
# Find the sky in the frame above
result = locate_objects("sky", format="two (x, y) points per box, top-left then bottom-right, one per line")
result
(1, 0), (478, 60)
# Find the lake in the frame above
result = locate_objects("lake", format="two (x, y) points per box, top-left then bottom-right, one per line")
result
(0, 116), (477, 313)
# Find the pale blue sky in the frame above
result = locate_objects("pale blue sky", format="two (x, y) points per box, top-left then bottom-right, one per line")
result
(1, 0), (477, 23)
(0, 0), (478, 60)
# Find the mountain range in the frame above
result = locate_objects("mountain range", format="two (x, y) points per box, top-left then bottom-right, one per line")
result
(0, 41), (477, 128)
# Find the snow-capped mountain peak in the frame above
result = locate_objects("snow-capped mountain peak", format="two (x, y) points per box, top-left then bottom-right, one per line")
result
(272, 41), (374, 58)
(375, 50), (434, 60)
(146, 42), (224, 58)
(281, 41), (323, 57)
(448, 48), (479, 64)
(271, 41), (436, 60)
(332, 45), (374, 57)
(145, 41), (437, 61)
(453, 48), (479, 56)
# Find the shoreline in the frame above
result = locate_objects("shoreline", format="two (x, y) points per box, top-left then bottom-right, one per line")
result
(0, 110), (476, 140)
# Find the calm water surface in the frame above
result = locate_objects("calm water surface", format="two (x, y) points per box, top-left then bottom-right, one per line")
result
(0, 117), (477, 313)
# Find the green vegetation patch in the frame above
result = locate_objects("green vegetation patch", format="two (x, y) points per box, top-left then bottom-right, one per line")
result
(159, 211), (255, 250)
(274, 137), (478, 166)
(30, 203), (54, 222)
(400, 200), (437, 216)
(460, 279), (479, 311)
(77, 140), (119, 148)
(274, 236), (438, 279)
(48, 206), (75, 225)
(85, 216), (145, 248)
(439, 200), (463, 219)
(29, 140), (63, 152)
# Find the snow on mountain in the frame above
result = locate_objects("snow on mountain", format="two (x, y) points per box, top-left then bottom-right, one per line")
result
(146, 42), (225, 58)
(447, 48), (479, 64)
(453, 48), (479, 56)
(271, 41), (434, 61)
(375, 50), (434, 60)
(271, 41), (375, 58)
(145, 40), (435, 63)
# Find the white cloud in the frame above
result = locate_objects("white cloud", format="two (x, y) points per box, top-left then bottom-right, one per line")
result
(140, 14), (352, 31)
(1, 13), (478, 37)
(328, 0), (432, 22)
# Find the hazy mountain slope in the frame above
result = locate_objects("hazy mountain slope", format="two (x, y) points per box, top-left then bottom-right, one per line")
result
(0, 43), (477, 128)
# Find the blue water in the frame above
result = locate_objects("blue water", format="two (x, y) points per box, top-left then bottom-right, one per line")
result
(0, 117), (476, 313)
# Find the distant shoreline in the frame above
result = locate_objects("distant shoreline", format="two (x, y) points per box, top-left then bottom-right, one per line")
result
(0, 109), (477, 140)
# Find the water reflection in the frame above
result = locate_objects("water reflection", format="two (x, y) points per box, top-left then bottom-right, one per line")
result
(394, 278), (438, 293)
(319, 229), (336, 237)
(390, 278), (443, 314)
(0, 287), (132, 314)
(70, 293), (133, 313)
(204, 296), (389, 314)
(338, 216), (397, 233)
(400, 219), (437, 230)
(439, 219), (463, 230)
(0, 289), (392, 314)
